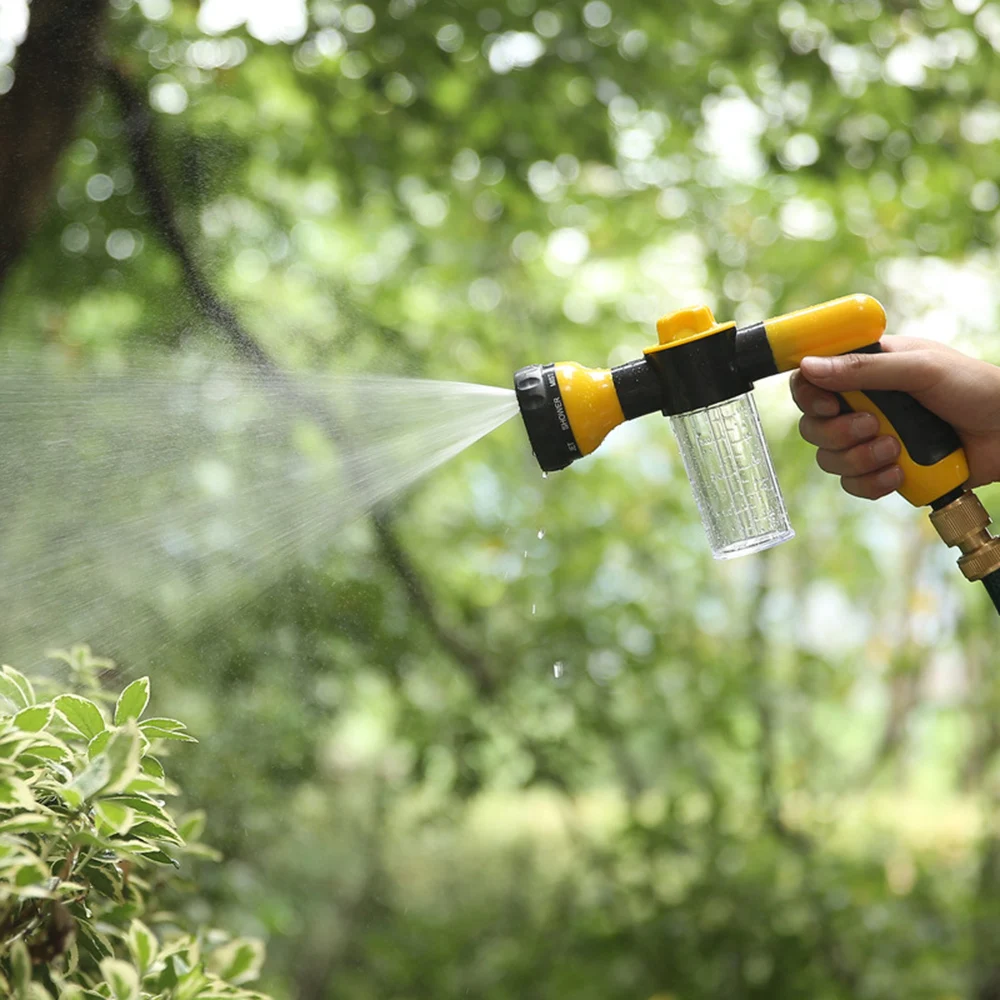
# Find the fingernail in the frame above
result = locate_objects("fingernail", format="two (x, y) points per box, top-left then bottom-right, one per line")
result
(850, 413), (878, 440)
(872, 436), (900, 463)
(814, 397), (840, 417)
(876, 465), (904, 490)
(802, 356), (834, 377)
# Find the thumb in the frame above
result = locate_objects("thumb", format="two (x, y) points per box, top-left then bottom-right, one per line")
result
(799, 349), (944, 395)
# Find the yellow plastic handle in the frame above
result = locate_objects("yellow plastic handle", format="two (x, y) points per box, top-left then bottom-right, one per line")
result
(761, 295), (968, 506)
(765, 294), (888, 372)
(837, 384), (968, 508)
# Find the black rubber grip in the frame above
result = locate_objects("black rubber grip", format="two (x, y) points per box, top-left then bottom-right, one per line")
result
(836, 344), (962, 467)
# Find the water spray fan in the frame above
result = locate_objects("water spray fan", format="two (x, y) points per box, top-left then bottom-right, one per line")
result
(514, 294), (1000, 613)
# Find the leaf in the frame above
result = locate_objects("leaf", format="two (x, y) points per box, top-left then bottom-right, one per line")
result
(82, 861), (121, 900)
(0, 812), (57, 834)
(127, 919), (158, 976)
(178, 809), (206, 842)
(47, 645), (113, 676)
(154, 955), (178, 993)
(125, 773), (179, 797)
(179, 842), (222, 862)
(156, 936), (195, 963)
(98, 837), (165, 856)
(0, 777), (37, 809)
(14, 861), (48, 886)
(128, 818), (183, 846)
(75, 918), (114, 961)
(19, 745), (66, 762)
(87, 730), (111, 759)
(171, 963), (209, 1000)
(2, 666), (35, 708)
(94, 801), (135, 835)
(0, 677), (27, 713)
(17, 735), (71, 762)
(60, 755), (111, 808)
(140, 755), (165, 778)
(100, 958), (139, 1000)
(3, 883), (59, 901)
(141, 728), (197, 743)
(104, 794), (171, 821)
(138, 717), (184, 732)
(55, 695), (106, 740)
(62, 932), (81, 978)
(0, 732), (31, 759)
(34, 759), (72, 785)
(10, 939), (30, 997)
(64, 724), (143, 807)
(136, 848), (179, 867)
(69, 830), (115, 853)
(114, 678), (150, 726)
(210, 938), (264, 985)
(140, 717), (197, 743)
(0, 849), (42, 873)
(102, 724), (143, 795)
(13, 704), (52, 733)
(191, 991), (256, 1000)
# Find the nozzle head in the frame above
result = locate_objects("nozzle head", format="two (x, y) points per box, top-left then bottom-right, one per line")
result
(514, 364), (581, 472)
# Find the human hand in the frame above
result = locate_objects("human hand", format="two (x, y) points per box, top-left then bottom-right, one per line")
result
(790, 337), (1000, 499)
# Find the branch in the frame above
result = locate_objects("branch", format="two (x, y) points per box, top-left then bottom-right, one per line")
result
(859, 663), (923, 785)
(746, 554), (805, 846)
(370, 514), (494, 693)
(974, 807), (1000, 1000)
(0, 0), (110, 289)
(102, 59), (495, 695)
(745, 556), (860, 992)
(855, 538), (929, 786)
(101, 62), (277, 372)
(960, 642), (997, 791)
(958, 635), (1000, 1000)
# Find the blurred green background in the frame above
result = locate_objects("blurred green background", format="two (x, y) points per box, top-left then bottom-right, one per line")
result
(2, 0), (1000, 996)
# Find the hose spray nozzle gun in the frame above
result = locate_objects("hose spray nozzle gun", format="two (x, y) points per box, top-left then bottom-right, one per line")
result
(514, 294), (1000, 603)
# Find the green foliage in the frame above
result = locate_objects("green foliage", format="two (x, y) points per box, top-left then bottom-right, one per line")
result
(0, 649), (268, 1000)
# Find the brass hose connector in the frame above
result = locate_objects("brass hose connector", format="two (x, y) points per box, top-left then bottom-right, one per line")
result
(929, 490), (1000, 581)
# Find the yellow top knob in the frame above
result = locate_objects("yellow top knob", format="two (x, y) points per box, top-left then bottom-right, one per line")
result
(655, 305), (719, 345)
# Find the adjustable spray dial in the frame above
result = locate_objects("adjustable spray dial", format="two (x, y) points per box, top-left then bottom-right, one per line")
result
(514, 294), (1000, 610)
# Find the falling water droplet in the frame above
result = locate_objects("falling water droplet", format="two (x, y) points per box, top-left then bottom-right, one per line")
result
(537, 529), (545, 539)
(523, 550), (528, 558)
(553, 661), (564, 678)
(541, 471), (548, 479)
(531, 603), (536, 615)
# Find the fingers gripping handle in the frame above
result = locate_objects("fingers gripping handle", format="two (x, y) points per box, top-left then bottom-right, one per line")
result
(732, 292), (971, 508)
(835, 345), (969, 507)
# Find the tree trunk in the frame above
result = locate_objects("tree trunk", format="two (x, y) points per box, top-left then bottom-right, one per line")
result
(0, 0), (109, 290)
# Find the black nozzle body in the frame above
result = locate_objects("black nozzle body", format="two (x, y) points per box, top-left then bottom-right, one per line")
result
(514, 359), (663, 472)
(514, 364), (581, 472)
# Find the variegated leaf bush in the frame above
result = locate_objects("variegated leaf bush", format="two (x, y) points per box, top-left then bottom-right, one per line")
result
(0, 647), (272, 1000)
